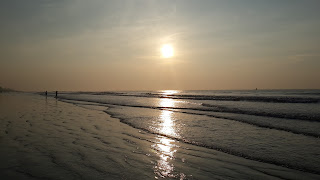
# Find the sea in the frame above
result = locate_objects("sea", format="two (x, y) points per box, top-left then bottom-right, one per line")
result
(55, 89), (320, 176)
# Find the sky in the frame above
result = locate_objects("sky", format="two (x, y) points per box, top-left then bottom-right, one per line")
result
(0, 0), (319, 91)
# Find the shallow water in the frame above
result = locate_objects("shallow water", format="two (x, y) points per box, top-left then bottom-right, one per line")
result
(57, 90), (320, 174)
(1, 92), (320, 179)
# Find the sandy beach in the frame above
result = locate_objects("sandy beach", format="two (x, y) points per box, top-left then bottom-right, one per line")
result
(0, 92), (319, 179)
(1, 1), (320, 179)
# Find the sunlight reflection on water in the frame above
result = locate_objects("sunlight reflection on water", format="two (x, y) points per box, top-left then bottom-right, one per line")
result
(160, 110), (178, 137)
(153, 136), (176, 178)
(159, 90), (180, 96)
(159, 98), (175, 108)
(152, 97), (185, 179)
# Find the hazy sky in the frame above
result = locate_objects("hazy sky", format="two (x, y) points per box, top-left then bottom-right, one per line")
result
(1, 0), (319, 91)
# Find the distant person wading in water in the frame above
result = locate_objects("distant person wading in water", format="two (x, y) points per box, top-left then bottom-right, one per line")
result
(55, 91), (58, 98)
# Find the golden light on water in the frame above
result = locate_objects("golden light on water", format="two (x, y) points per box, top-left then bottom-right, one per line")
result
(159, 110), (178, 137)
(153, 98), (182, 178)
(159, 98), (174, 108)
(153, 136), (177, 178)
(160, 90), (179, 95)
(161, 44), (174, 58)
(158, 96), (180, 137)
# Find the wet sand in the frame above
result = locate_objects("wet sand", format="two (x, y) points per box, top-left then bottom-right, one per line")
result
(1, 93), (319, 179)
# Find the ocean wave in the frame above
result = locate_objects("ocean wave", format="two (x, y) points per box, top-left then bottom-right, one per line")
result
(54, 90), (320, 103)
(57, 93), (320, 122)
(55, 95), (320, 175)
(105, 107), (320, 175)
(142, 94), (320, 103)
(200, 103), (320, 122)
(61, 97), (320, 138)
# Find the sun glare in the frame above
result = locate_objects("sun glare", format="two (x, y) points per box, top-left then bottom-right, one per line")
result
(161, 44), (174, 58)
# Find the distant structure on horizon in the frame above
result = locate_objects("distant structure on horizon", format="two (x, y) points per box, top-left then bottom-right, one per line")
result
(0, 86), (15, 93)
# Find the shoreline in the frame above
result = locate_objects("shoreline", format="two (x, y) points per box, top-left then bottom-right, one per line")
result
(1, 92), (319, 179)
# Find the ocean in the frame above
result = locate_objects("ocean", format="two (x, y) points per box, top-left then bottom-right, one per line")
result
(2, 90), (320, 179)
(55, 89), (320, 176)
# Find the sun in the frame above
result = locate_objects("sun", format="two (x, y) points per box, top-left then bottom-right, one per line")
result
(161, 44), (174, 58)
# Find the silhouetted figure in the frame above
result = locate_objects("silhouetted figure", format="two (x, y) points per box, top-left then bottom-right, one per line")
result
(55, 91), (58, 98)
(45, 91), (47, 96)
